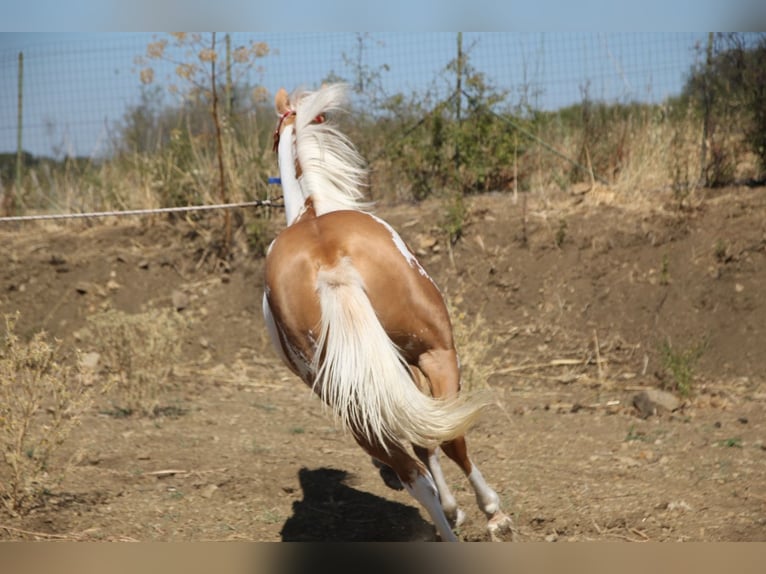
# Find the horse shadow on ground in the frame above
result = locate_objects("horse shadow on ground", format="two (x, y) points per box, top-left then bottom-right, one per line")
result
(280, 467), (436, 542)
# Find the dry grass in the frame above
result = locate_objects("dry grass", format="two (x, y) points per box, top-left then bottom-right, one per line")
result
(0, 314), (95, 515)
(447, 297), (506, 393)
(84, 307), (188, 417)
(9, 96), (756, 248)
(14, 115), (278, 239)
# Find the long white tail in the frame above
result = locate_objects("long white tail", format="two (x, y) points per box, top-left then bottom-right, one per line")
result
(311, 258), (484, 451)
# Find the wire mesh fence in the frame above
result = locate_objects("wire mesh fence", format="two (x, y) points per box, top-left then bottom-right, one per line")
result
(1, 33), (709, 159)
(1, 32), (764, 222)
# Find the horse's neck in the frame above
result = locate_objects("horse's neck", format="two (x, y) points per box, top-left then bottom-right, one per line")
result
(278, 124), (307, 226)
(278, 118), (366, 226)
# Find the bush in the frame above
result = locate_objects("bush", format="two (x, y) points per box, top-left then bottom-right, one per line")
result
(683, 33), (766, 182)
(0, 314), (94, 515)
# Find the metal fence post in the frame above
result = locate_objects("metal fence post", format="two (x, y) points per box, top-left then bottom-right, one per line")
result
(13, 51), (24, 215)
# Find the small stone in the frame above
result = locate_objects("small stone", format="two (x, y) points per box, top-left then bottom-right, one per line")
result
(172, 290), (190, 311)
(638, 449), (655, 462)
(80, 351), (101, 371)
(200, 484), (219, 499)
(632, 388), (681, 418)
(415, 233), (438, 252)
(615, 456), (641, 468)
(73, 327), (92, 343)
(667, 501), (692, 512)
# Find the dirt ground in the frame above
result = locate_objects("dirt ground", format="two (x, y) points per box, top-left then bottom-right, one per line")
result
(1, 185), (765, 542)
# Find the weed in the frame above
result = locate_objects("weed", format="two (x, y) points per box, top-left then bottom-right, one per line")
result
(555, 219), (567, 248)
(152, 405), (188, 418)
(658, 337), (707, 397)
(246, 215), (273, 257)
(659, 254), (671, 286)
(718, 437), (743, 448)
(625, 425), (648, 442)
(668, 115), (696, 209)
(168, 489), (184, 500)
(85, 307), (187, 417)
(250, 438), (271, 454)
(713, 239), (728, 262)
(442, 192), (467, 245)
(625, 426), (668, 443)
(257, 508), (282, 524)
(0, 314), (95, 515)
(253, 402), (277, 413)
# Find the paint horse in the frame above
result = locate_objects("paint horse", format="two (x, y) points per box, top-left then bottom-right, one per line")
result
(262, 84), (512, 541)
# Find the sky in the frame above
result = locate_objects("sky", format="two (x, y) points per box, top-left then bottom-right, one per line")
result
(2, 0), (765, 32)
(1, 32), (719, 158)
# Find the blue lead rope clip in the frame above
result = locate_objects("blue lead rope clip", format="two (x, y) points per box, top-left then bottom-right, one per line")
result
(268, 177), (281, 185)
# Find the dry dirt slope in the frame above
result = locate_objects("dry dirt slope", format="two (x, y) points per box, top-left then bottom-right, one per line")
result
(0, 185), (765, 541)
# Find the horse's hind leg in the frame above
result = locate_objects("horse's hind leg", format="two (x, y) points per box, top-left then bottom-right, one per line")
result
(417, 349), (513, 540)
(360, 440), (458, 542)
(413, 445), (464, 528)
(371, 456), (404, 490)
(441, 437), (514, 541)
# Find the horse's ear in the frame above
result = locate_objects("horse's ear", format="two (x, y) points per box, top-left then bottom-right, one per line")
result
(275, 88), (290, 114)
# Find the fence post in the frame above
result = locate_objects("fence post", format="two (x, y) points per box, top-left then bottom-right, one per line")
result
(455, 32), (463, 175)
(13, 51), (24, 216)
(225, 33), (233, 118)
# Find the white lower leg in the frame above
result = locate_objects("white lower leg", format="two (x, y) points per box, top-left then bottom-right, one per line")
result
(467, 462), (500, 516)
(403, 471), (458, 542)
(426, 450), (464, 526)
(466, 460), (513, 540)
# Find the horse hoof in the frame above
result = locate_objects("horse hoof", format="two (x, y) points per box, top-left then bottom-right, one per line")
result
(487, 512), (514, 542)
(375, 462), (404, 491)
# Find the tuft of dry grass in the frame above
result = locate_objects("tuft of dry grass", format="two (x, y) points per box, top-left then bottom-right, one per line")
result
(447, 298), (503, 393)
(85, 307), (188, 417)
(0, 313), (95, 515)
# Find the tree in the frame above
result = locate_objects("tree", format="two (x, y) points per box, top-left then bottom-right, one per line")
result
(135, 33), (271, 256)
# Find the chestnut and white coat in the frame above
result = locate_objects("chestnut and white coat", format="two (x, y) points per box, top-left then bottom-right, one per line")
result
(262, 84), (512, 541)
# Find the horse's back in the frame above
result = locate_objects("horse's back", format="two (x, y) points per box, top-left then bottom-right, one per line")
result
(265, 210), (454, 358)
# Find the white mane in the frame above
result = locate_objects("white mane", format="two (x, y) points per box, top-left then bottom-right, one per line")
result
(292, 84), (371, 214)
